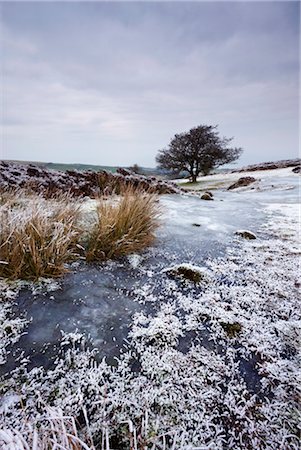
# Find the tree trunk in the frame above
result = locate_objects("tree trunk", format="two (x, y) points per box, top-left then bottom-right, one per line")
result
(191, 173), (197, 183)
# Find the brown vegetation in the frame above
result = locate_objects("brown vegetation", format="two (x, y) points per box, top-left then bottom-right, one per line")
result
(0, 193), (81, 280)
(86, 187), (160, 261)
(0, 161), (179, 198)
(0, 188), (160, 279)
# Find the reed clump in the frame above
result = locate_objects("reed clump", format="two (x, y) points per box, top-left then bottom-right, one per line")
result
(0, 193), (81, 280)
(86, 187), (160, 261)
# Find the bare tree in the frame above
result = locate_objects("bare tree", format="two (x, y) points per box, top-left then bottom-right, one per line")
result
(128, 163), (142, 175)
(156, 125), (242, 182)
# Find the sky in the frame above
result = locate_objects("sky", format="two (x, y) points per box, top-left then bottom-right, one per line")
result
(0, 1), (300, 168)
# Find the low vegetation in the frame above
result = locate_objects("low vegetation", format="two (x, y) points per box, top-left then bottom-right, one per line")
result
(0, 188), (160, 280)
(0, 193), (81, 280)
(220, 321), (242, 337)
(0, 160), (178, 197)
(86, 187), (160, 261)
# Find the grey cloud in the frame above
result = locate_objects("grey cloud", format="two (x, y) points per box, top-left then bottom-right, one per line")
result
(1, 1), (299, 166)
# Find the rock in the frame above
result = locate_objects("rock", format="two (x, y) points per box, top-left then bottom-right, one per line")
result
(220, 322), (242, 338)
(227, 177), (256, 190)
(201, 192), (214, 200)
(235, 230), (257, 240)
(162, 263), (209, 283)
(292, 166), (301, 174)
(192, 223), (201, 227)
(204, 191), (213, 198)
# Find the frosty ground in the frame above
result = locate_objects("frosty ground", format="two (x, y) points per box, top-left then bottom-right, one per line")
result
(0, 167), (300, 449)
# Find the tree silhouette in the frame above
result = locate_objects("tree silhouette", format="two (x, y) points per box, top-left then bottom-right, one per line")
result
(156, 125), (242, 182)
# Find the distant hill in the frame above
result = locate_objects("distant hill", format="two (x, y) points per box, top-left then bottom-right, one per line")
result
(45, 162), (118, 173)
(45, 162), (160, 175)
(3, 160), (157, 174)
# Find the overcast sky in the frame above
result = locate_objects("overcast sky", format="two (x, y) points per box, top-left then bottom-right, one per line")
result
(1, 1), (299, 167)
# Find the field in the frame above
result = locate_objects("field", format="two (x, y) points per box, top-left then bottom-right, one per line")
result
(0, 164), (300, 450)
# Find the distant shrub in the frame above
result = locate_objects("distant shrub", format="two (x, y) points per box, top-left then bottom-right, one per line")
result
(128, 163), (143, 175)
(0, 193), (81, 280)
(86, 187), (160, 261)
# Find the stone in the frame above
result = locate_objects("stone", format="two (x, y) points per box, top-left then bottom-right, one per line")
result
(201, 193), (214, 201)
(235, 230), (257, 240)
(227, 177), (256, 190)
(292, 166), (301, 174)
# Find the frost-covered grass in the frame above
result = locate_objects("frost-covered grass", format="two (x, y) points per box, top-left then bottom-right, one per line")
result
(0, 284), (27, 365)
(0, 194), (300, 449)
(0, 406), (93, 450)
(0, 193), (81, 280)
(0, 189), (161, 279)
(86, 187), (160, 261)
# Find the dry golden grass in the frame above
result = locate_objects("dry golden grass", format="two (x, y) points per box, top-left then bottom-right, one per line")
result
(86, 187), (160, 261)
(0, 188), (160, 279)
(0, 188), (24, 206)
(0, 193), (81, 280)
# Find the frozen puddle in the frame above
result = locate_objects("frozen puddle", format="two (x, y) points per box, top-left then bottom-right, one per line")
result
(2, 192), (265, 376)
(3, 264), (147, 372)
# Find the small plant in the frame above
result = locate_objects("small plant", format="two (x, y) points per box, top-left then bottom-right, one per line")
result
(220, 321), (242, 338)
(86, 187), (160, 261)
(0, 193), (81, 280)
(163, 263), (209, 284)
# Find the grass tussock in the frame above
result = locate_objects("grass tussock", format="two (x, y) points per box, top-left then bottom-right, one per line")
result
(0, 188), (160, 280)
(86, 187), (160, 261)
(0, 193), (81, 280)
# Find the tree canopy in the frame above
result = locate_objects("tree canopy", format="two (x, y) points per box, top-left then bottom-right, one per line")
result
(156, 125), (243, 182)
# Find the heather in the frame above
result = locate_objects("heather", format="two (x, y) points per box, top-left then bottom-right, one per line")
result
(0, 161), (179, 197)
